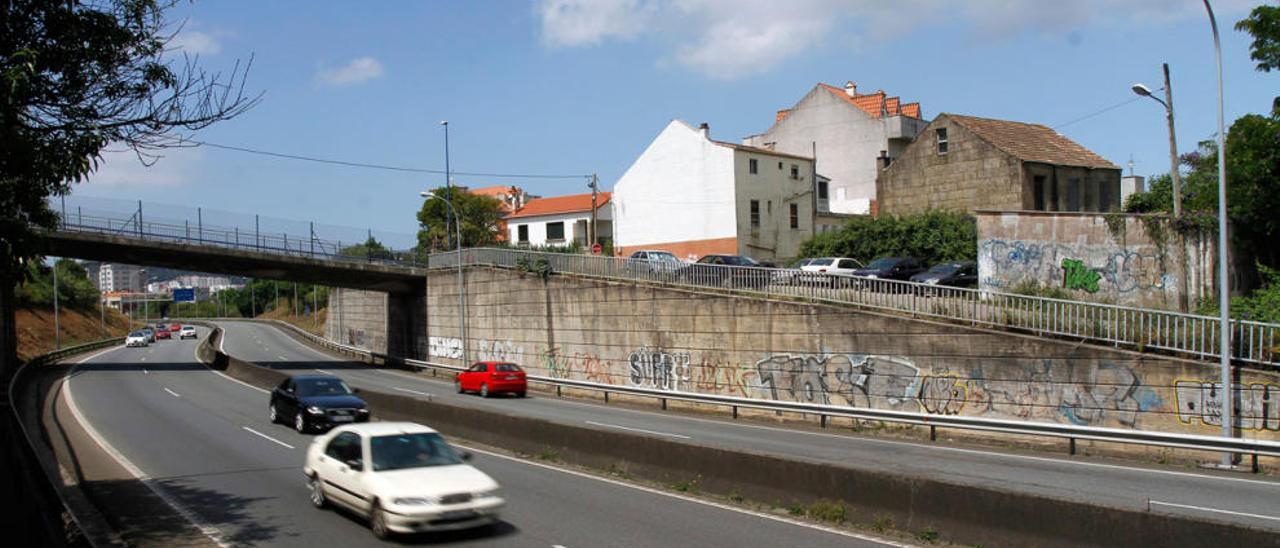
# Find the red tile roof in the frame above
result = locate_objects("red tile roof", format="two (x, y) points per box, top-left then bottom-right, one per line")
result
(944, 113), (1120, 169)
(507, 192), (611, 219)
(817, 83), (923, 120)
(468, 185), (521, 212)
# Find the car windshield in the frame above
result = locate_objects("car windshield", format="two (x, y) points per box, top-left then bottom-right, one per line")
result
(793, 258), (812, 268)
(865, 258), (901, 270)
(926, 263), (961, 275)
(809, 258), (835, 267)
(722, 256), (759, 266)
(649, 252), (678, 262)
(296, 378), (353, 397)
(371, 432), (463, 471)
(129, 331), (145, 337)
(494, 363), (521, 372)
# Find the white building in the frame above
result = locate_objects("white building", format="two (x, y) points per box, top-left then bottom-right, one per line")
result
(506, 192), (612, 248)
(744, 81), (927, 215)
(612, 120), (815, 262)
(97, 263), (147, 293)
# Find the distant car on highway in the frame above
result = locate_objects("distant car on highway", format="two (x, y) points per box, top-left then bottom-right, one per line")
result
(155, 328), (171, 340)
(125, 331), (149, 347)
(455, 362), (527, 398)
(270, 375), (370, 433)
(179, 326), (197, 340)
(139, 327), (156, 343)
(303, 422), (504, 539)
(169, 323), (182, 332)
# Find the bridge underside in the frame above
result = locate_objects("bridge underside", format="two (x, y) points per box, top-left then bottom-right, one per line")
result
(41, 231), (426, 294)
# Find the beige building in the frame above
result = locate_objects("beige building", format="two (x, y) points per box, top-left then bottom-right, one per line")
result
(612, 120), (815, 262)
(877, 114), (1121, 216)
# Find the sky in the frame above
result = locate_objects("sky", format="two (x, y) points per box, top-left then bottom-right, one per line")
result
(71, 0), (1277, 249)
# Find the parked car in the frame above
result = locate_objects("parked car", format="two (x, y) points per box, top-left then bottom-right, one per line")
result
(125, 331), (149, 347)
(771, 257), (816, 286)
(675, 254), (773, 289)
(179, 326), (198, 340)
(623, 250), (684, 278)
(848, 257), (927, 290)
(155, 328), (171, 340)
(910, 261), (978, 291)
(140, 327), (156, 343)
(270, 375), (370, 433)
(456, 362), (527, 398)
(800, 257), (865, 287)
(303, 422), (504, 539)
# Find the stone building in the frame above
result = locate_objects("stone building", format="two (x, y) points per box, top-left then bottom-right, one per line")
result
(876, 114), (1121, 216)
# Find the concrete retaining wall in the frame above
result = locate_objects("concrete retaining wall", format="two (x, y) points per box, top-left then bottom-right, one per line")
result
(325, 287), (389, 354)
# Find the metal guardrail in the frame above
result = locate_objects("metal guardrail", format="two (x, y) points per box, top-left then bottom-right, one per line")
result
(431, 247), (1280, 368)
(50, 206), (1280, 368)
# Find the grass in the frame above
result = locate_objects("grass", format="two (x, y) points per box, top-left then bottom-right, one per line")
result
(670, 477), (700, 493)
(916, 526), (940, 543)
(534, 447), (560, 462)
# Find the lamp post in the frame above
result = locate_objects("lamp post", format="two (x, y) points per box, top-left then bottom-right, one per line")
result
(1132, 65), (1190, 313)
(1202, 0), (1234, 468)
(421, 190), (468, 366)
(441, 120), (454, 250)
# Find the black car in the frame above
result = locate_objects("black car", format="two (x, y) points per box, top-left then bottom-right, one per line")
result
(848, 257), (926, 291)
(269, 375), (370, 433)
(910, 261), (978, 289)
(675, 254), (773, 289)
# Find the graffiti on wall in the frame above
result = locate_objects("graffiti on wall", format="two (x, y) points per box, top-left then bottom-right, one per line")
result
(754, 354), (921, 410)
(428, 336), (462, 359)
(540, 346), (611, 383)
(1175, 380), (1279, 432)
(627, 347), (692, 391)
(980, 239), (1170, 296)
(347, 328), (368, 348)
(477, 338), (525, 362)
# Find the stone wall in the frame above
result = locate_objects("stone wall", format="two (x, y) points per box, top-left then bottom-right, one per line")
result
(977, 210), (1213, 310)
(417, 266), (1277, 439)
(876, 115), (1024, 216)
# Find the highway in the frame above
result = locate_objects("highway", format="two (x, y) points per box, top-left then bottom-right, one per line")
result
(61, 325), (894, 547)
(215, 320), (1280, 533)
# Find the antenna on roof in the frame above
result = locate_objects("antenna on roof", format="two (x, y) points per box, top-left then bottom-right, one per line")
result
(1127, 154), (1135, 176)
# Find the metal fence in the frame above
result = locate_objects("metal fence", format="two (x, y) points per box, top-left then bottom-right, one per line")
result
(432, 247), (1280, 369)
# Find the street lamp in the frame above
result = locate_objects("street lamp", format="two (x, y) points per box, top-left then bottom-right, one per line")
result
(1202, 0), (1234, 468)
(441, 120), (454, 250)
(421, 190), (468, 366)
(1130, 67), (1182, 218)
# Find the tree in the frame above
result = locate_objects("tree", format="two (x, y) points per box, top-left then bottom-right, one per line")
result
(798, 210), (977, 265)
(1237, 2), (1280, 112)
(416, 187), (505, 252)
(340, 236), (395, 261)
(2, 1), (255, 369)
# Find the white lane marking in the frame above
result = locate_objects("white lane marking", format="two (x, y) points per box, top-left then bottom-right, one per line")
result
(164, 388), (181, 398)
(1149, 500), (1280, 522)
(242, 427), (296, 450)
(314, 369), (333, 375)
(392, 387), (432, 399)
(278, 355), (289, 361)
(585, 420), (691, 440)
(458, 444), (910, 547)
(143, 368), (149, 375)
(536, 392), (1280, 489)
(140, 357), (147, 362)
(64, 366), (229, 546)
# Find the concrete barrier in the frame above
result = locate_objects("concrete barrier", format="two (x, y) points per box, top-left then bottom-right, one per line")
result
(199, 333), (1276, 547)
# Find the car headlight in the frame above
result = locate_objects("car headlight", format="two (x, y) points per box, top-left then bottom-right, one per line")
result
(865, 274), (878, 279)
(306, 406), (324, 415)
(474, 488), (502, 499)
(925, 279), (939, 285)
(392, 496), (439, 506)
(356, 408), (370, 414)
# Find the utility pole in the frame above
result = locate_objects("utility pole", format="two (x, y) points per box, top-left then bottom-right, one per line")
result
(52, 259), (60, 351)
(251, 279), (256, 317)
(99, 290), (105, 338)
(441, 120), (454, 250)
(589, 174), (599, 249)
(1163, 63), (1182, 219)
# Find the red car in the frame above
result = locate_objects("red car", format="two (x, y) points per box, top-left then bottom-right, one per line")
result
(169, 323), (182, 332)
(155, 329), (171, 339)
(455, 362), (527, 398)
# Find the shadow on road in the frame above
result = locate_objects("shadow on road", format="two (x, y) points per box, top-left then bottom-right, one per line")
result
(82, 476), (280, 546)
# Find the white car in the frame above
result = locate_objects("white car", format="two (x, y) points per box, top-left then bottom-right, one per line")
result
(125, 331), (149, 347)
(303, 422), (504, 539)
(179, 326), (198, 340)
(799, 257), (864, 286)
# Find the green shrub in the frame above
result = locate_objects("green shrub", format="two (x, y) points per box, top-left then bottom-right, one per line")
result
(798, 210), (976, 265)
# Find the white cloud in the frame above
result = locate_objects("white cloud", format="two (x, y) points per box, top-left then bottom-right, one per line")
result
(83, 146), (204, 190)
(171, 30), (222, 56)
(537, 0), (1258, 80)
(314, 57), (385, 87)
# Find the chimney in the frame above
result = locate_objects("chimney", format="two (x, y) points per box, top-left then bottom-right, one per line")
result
(698, 122), (710, 137)
(844, 81), (857, 97)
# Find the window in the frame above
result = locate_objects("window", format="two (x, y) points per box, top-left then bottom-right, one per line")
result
(936, 127), (948, 155)
(1067, 178), (1081, 211)
(790, 164), (800, 179)
(517, 224), (529, 243)
(326, 432), (363, 467)
(818, 180), (829, 200)
(749, 158), (758, 174)
(750, 200), (760, 228)
(1033, 175), (1047, 210)
(778, 161), (783, 169)
(789, 203), (799, 229)
(546, 221), (565, 241)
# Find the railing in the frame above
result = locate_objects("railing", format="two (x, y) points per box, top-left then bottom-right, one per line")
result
(431, 247), (1280, 368)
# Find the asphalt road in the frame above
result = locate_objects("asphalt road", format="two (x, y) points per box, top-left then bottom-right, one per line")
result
(215, 320), (1280, 532)
(62, 326), (893, 547)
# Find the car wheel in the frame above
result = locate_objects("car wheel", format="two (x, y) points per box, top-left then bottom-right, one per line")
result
(370, 501), (391, 539)
(295, 412), (307, 433)
(308, 475), (327, 509)
(517, 391), (527, 398)
(269, 404), (278, 424)
(480, 384), (490, 398)
(455, 379), (463, 394)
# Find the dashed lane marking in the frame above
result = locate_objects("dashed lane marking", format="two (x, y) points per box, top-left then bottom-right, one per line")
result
(242, 427), (296, 450)
(584, 421), (691, 440)
(1149, 500), (1280, 522)
(164, 388), (181, 398)
(392, 387), (432, 399)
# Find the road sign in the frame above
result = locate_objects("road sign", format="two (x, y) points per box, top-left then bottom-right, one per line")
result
(591, 243), (602, 255)
(173, 288), (196, 302)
